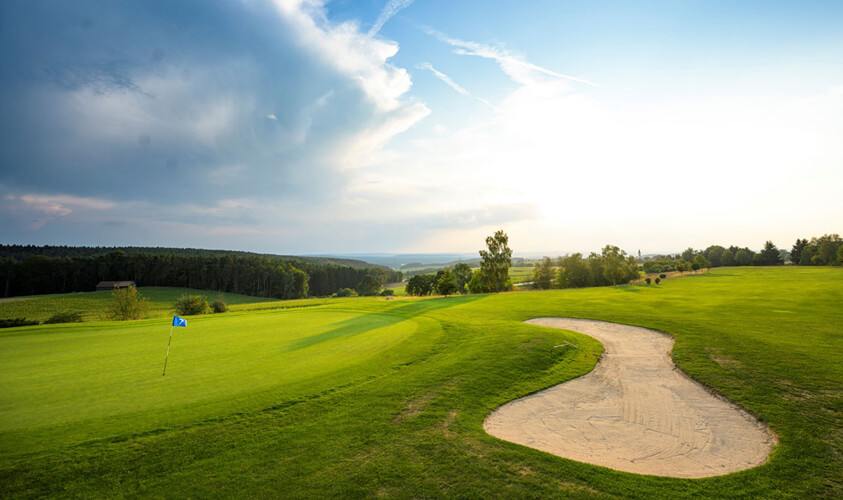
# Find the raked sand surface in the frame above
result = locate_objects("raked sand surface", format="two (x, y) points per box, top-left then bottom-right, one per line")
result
(484, 318), (775, 478)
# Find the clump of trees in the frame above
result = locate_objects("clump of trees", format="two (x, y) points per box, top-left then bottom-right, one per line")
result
(557, 246), (639, 288)
(406, 230), (511, 296)
(108, 286), (149, 320)
(355, 275), (383, 296)
(791, 234), (842, 265)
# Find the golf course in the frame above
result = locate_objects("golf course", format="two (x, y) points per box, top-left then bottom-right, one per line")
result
(0, 266), (840, 498)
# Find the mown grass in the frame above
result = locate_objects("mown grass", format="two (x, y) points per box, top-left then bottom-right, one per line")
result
(0, 287), (277, 322)
(0, 267), (840, 499)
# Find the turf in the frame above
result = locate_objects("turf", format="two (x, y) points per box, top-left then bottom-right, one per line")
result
(0, 287), (277, 322)
(0, 267), (840, 499)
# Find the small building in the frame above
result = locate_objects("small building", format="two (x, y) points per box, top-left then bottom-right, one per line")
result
(96, 281), (136, 291)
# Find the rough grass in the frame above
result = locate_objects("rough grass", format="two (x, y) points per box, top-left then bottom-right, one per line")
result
(0, 287), (277, 322)
(0, 267), (840, 499)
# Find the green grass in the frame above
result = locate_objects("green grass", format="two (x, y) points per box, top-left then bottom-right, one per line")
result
(0, 287), (277, 322)
(508, 265), (537, 284)
(0, 267), (841, 498)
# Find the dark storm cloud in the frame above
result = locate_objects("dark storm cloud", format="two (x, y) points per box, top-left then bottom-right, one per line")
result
(0, 0), (383, 206)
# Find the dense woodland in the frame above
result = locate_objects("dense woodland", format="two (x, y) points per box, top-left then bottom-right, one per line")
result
(0, 245), (378, 269)
(0, 251), (401, 299)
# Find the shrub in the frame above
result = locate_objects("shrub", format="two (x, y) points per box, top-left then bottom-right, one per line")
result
(655, 277), (661, 285)
(379, 289), (395, 296)
(0, 318), (39, 328)
(335, 288), (356, 297)
(659, 274), (666, 279)
(645, 277), (651, 285)
(173, 295), (209, 316)
(107, 286), (149, 321)
(210, 297), (228, 313)
(44, 311), (83, 324)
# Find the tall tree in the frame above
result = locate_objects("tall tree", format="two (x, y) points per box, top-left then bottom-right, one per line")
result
(790, 238), (807, 264)
(601, 245), (627, 286)
(478, 230), (513, 293)
(759, 241), (784, 265)
(451, 263), (473, 294)
(435, 269), (458, 296)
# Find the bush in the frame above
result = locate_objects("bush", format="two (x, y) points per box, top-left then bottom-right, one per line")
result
(655, 277), (661, 285)
(0, 318), (39, 328)
(659, 274), (666, 279)
(210, 297), (228, 313)
(173, 295), (209, 315)
(379, 289), (395, 296)
(335, 288), (356, 297)
(645, 277), (651, 285)
(107, 286), (149, 321)
(44, 311), (83, 324)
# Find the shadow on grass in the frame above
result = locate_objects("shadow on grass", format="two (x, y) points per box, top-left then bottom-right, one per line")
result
(288, 294), (485, 352)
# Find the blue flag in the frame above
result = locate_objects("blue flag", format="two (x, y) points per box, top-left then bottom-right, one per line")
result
(172, 316), (187, 327)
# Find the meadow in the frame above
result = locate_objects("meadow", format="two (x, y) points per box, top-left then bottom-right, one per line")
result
(0, 287), (277, 323)
(0, 267), (840, 498)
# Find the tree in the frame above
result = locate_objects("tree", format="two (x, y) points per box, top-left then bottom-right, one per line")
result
(477, 230), (513, 293)
(693, 254), (711, 272)
(107, 286), (148, 320)
(406, 274), (435, 296)
(681, 247), (696, 262)
(814, 234), (843, 265)
(704, 245), (725, 267)
(734, 249), (753, 266)
(451, 263), (473, 294)
(721, 249), (735, 267)
(532, 257), (554, 290)
(435, 269), (458, 296)
(759, 241), (783, 265)
(355, 274), (382, 296)
(557, 254), (592, 288)
(601, 245), (627, 286)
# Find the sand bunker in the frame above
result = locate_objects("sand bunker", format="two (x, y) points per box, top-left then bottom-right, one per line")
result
(484, 318), (775, 478)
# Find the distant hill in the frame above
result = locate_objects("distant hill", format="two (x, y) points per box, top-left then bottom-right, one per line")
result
(0, 245), (384, 270)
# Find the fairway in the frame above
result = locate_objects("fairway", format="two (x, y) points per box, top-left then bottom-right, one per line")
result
(0, 308), (436, 456)
(1, 267), (841, 498)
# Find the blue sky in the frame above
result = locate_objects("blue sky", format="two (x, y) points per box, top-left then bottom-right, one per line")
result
(1, 0), (841, 254)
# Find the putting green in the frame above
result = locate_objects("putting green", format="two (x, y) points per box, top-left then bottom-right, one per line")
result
(0, 308), (438, 456)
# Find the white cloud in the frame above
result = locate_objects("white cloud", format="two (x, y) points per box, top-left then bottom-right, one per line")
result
(416, 62), (497, 110)
(369, 0), (415, 36)
(426, 28), (597, 87)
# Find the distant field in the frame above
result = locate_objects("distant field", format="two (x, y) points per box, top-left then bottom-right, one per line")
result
(1, 267), (840, 498)
(0, 287), (277, 322)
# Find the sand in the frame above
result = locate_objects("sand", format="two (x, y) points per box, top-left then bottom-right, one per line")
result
(484, 318), (775, 478)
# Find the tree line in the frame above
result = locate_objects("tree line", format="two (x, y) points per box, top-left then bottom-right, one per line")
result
(0, 251), (401, 299)
(641, 234), (842, 273)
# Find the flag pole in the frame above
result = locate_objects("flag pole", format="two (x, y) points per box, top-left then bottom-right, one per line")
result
(162, 323), (174, 376)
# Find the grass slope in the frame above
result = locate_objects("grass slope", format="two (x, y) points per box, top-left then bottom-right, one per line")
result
(0, 287), (276, 322)
(0, 267), (841, 499)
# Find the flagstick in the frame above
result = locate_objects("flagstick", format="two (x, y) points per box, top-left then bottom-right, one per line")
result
(162, 324), (175, 376)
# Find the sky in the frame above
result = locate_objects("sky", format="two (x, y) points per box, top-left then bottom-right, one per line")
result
(1, 0), (841, 255)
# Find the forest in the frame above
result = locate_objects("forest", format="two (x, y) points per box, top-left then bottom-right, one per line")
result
(0, 251), (401, 299)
